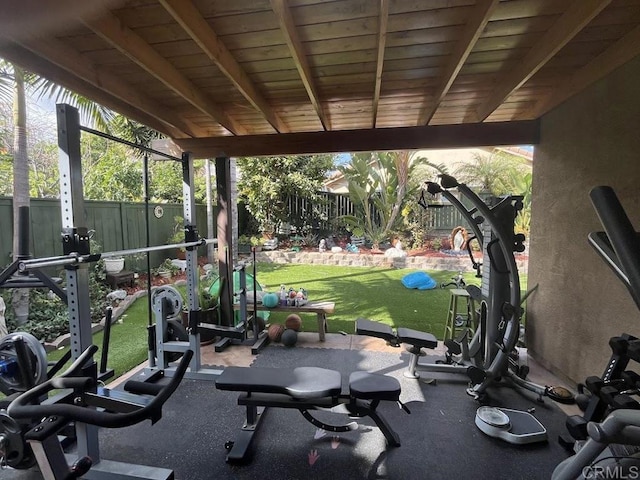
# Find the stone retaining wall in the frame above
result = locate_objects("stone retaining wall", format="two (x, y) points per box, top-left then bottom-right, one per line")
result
(254, 250), (528, 274)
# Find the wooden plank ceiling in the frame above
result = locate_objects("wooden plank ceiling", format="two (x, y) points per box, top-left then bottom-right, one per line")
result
(1, 0), (640, 157)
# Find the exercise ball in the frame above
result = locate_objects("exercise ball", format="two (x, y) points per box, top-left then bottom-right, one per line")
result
(281, 328), (298, 347)
(285, 314), (302, 332)
(262, 292), (279, 308)
(267, 323), (285, 342)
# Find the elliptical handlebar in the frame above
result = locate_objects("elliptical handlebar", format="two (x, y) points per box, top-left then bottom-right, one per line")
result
(589, 186), (640, 311)
(9, 346), (194, 429)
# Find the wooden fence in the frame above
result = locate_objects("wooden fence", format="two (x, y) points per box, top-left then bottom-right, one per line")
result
(279, 191), (472, 236)
(0, 198), (209, 270)
(0, 192), (469, 271)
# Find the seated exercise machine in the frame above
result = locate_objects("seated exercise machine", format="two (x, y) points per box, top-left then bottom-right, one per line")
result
(215, 365), (409, 464)
(553, 186), (640, 479)
(6, 344), (193, 479)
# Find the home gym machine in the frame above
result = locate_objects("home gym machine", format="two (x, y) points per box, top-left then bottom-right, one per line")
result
(361, 174), (571, 400)
(2, 103), (209, 477)
(553, 186), (640, 479)
(17, 104), (221, 381)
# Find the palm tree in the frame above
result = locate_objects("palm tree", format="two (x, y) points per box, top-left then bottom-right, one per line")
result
(1, 61), (31, 323)
(454, 150), (528, 195)
(0, 57), (156, 324)
(339, 150), (435, 249)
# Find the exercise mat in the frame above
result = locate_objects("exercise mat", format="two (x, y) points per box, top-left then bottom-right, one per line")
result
(6, 347), (572, 480)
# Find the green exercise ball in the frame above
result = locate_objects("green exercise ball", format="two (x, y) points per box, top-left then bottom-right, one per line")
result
(262, 292), (279, 308)
(281, 328), (298, 347)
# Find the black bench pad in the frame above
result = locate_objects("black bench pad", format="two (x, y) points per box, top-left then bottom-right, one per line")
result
(349, 371), (400, 401)
(355, 318), (396, 342)
(397, 327), (438, 349)
(216, 366), (342, 400)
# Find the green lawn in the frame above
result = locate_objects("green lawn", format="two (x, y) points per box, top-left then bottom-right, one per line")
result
(47, 297), (151, 382)
(251, 263), (526, 337)
(44, 263), (527, 382)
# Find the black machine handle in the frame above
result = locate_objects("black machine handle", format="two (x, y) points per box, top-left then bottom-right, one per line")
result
(9, 346), (194, 429)
(589, 186), (640, 311)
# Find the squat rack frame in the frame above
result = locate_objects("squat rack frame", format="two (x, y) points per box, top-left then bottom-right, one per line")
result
(15, 104), (223, 477)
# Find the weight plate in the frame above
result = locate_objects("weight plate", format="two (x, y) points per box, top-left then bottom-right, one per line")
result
(0, 332), (48, 394)
(0, 412), (36, 469)
(151, 286), (183, 319)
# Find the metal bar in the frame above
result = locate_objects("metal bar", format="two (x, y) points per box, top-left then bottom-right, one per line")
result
(100, 308), (113, 374)
(18, 239), (217, 271)
(79, 125), (181, 161)
(57, 102), (100, 463)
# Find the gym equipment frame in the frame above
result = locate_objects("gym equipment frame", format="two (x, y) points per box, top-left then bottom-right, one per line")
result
(8, 104), (220, 478)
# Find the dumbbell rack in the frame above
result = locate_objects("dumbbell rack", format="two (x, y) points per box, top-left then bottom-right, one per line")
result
(565, 333), (640, 442)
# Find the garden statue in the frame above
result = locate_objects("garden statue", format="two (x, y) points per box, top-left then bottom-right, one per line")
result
(384, 237), (407, 258)
(345, 243), (359, 253)
(451, 226), (468, 251)
(319, 238), (326, 252)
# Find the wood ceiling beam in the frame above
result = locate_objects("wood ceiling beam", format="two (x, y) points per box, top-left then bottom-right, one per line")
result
(160, 0), (289, 134)
(8, 35), (205, 138)
(372, 0), (389, 128)
(0, 42), (183, 138)
(175, 120), (539, 158)
(84, 11), (247, 135)
(529, 24), (640, 118)
(270, 0), (329, 130)
(474, 0), (612, 122)
(419, 0), (499, 126)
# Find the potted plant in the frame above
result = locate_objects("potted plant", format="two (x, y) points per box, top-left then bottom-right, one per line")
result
(250, 236), (264, 252)
(155, 258), (180, 279)
(181, 270), (219, 344)
(103, 256), (125, 274)
(238, 235), (252, 254)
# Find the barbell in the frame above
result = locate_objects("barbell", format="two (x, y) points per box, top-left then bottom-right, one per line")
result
(17, 238), (217, 272)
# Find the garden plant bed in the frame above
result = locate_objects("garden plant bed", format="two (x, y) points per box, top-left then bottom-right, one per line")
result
(252, 248), (528, 273)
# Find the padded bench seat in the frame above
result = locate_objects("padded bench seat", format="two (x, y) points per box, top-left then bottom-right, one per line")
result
(356, 318), (438, 350)
(349, 371), (400, 402)
(397, 328), (438, 350)
(216, 366), (342, 400)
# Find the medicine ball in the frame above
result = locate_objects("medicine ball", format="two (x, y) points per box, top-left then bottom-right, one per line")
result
(267, 323), (285, 342)
(281, 328), (298, 347)
(285, 313), (302, 332)
(262, 292), (279, 308)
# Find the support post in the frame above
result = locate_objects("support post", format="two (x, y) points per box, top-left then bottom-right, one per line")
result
(216, 157), (234, 327)
(56, 103), (100, 462)
(181, 152), (202, 372)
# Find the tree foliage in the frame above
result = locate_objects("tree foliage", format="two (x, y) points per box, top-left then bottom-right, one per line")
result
(338, 151), (436, 248)
(237, 155), (335, 234)
(454, 150), (529, 195)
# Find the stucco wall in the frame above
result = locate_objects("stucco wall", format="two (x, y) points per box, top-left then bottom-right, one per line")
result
(527, 55), (640, 385)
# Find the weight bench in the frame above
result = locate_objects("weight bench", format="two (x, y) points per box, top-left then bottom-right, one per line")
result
(355, 318), (439, 379)
(215, 365), (408, 464)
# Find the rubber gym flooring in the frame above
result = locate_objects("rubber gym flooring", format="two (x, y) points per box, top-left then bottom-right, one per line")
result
(5, 336), (575, 479)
